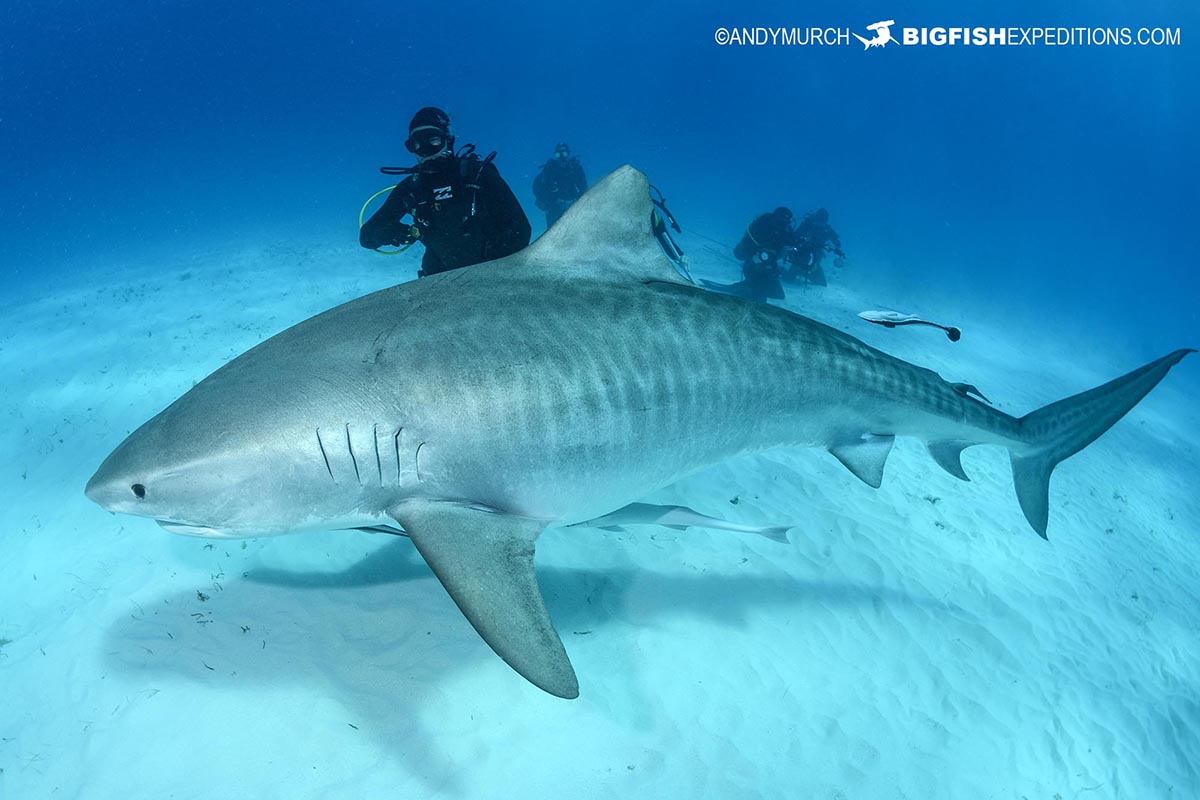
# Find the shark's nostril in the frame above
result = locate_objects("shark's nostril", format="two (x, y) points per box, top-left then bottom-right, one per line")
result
(131, 483), (146, 499)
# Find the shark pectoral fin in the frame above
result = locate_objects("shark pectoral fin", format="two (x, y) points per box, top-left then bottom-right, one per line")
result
(390, 500), (579, 699)
(829, 434), (895, 488)
(927, 441), (971, 482)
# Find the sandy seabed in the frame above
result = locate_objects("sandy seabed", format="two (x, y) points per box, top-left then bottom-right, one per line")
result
(1, 234), (1197, 800)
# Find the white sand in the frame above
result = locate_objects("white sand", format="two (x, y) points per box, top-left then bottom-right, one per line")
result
(2, 234), (1197, 799)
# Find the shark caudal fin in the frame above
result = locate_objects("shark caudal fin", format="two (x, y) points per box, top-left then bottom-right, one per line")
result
(1011, 349), (1194, 538)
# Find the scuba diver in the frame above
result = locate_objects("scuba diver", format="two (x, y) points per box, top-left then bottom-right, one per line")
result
(532, 142), (588, 228)
(359, 107), (531, 277)
(724, 206), (798, 301)
(785, 207), (845, 286)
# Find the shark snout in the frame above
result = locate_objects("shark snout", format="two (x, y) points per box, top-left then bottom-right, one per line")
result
(84, 463), (145, 513)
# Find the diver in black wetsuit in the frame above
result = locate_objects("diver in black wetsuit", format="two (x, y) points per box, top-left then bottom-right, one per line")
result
(786, 208), (845, 286)
(359, 107), (531, 277)
(532, 142), (588, 228)
(729, 207), (797, 301)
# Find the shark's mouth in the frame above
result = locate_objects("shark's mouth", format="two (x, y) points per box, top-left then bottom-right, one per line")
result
(156, 520), (229, 538)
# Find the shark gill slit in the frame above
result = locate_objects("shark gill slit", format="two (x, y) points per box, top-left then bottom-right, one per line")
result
(372, 423), (383, 487)
(345, 423), (361, 485)
(415, 441), (426, 483)
(315, 428), (335, 483)
(393, 428), (402, 487)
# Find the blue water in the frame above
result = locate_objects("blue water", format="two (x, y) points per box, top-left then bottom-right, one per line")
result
(5, 0), (1197, 361)
(3, 1), (1198, 797)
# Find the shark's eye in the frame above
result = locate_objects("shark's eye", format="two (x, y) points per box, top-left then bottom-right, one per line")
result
(131, 484), (146, 499)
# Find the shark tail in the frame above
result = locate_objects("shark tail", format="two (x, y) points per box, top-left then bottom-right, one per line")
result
(1008, 349), (1193, 538)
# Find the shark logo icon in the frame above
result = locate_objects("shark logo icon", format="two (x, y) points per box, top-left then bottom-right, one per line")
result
(853, 19), (899, 49)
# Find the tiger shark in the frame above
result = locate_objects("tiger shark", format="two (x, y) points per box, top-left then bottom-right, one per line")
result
(85, 165), (1192, 698)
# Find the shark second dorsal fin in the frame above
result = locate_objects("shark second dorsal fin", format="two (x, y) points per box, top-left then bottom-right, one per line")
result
(516, 165), (691, 286)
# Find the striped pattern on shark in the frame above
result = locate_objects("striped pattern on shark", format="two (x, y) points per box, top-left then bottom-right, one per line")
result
(86, 166), (1193, 698)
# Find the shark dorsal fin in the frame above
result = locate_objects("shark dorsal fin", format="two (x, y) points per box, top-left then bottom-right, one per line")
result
(517, 165), (690, 286)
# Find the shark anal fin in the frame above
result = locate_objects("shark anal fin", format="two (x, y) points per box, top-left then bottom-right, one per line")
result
(927, 441), (971, 482)
(391, 500), (579, 699)
(829, 434), (895, 488)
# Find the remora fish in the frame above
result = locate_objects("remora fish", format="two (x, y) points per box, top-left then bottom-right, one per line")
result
(85, 166), (1193, 698)
(858, 309), (962, 341)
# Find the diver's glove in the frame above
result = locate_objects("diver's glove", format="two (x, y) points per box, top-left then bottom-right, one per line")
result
(396, 225), (421, 247)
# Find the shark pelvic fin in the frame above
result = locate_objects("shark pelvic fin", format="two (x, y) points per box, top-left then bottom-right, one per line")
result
(518, 165), (690, 286)
(829, 434), (895, 488)
(391, 500), (579, 699)
(927, 441), (971, 482)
